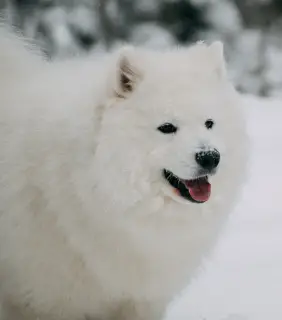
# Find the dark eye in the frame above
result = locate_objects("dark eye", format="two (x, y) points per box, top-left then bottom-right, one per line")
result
(205, 119), (214, 129)
(158, 123), (178, 134)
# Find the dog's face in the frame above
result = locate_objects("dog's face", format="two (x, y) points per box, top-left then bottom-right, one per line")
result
(95, 43), (247, 209)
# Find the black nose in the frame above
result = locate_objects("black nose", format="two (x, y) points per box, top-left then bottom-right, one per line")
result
(195, 149), (220, 171)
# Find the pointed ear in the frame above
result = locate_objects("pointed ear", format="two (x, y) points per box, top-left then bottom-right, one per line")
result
(209, 41), (227, 79)
(114, 46), (142, 98)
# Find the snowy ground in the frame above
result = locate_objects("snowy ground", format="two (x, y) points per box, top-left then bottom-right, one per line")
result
(165, 95), (282, 320)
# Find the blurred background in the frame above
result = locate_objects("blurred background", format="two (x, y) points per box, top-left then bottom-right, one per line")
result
(2, 0), (282, 97)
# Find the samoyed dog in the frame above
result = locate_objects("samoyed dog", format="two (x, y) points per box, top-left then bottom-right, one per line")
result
(0, 27), (247, 320)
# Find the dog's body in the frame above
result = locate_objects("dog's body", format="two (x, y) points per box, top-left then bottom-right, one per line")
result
(0, 28), (247, 320)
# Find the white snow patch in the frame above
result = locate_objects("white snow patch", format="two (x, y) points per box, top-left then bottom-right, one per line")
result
(130, 23), (176, 49)
(206, 0), (242, 33)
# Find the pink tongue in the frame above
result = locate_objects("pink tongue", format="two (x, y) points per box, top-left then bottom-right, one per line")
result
(184, 179), (211, 202)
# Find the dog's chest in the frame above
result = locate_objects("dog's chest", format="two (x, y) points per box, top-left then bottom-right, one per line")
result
(107, 203), (224, 299)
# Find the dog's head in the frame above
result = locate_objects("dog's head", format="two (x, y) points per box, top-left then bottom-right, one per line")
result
(94, 42), (247, 210)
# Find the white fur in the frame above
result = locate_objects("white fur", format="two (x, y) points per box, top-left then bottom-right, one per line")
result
(0, 27), (248, 320)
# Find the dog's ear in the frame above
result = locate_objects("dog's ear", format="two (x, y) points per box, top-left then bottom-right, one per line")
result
(114, 46), (142, 98)
(209, 41), (226, 79)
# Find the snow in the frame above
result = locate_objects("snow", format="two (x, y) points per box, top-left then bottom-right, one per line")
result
(165, 95), (282, 320)
(206, 0), (242, 33)
(130, 23), (176, 49)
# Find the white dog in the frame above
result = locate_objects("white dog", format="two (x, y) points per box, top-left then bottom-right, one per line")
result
(0, 27), (247, 320)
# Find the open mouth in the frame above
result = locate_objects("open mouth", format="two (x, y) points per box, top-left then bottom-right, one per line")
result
(163, 169), (211, 203)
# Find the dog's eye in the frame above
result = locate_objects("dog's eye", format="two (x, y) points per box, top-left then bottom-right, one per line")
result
(205, 119), (214, 129)
(158, 123), (178, 134)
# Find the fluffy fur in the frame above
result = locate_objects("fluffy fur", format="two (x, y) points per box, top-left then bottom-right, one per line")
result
(0, 26), (247, 320)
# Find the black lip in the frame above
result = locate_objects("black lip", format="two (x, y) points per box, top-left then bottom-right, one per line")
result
(163, 169), (206, 204)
